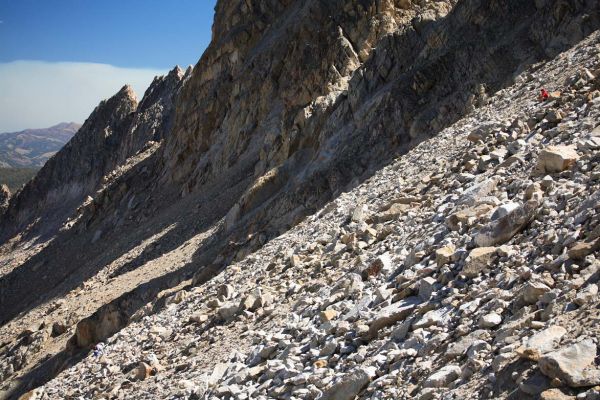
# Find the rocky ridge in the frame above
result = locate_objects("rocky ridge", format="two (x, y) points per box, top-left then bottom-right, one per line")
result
(1, 1), (600, 399)
(34, 30), (600, 399)
(0, 66), (190, 245)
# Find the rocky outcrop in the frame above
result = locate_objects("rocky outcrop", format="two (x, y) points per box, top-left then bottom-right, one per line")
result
(35, 29), (600, 399)
(0, 86), (138, 242)
(117, 66), (191, 165)
(0, 66), (190, 244)
(156, 0), (600, 248)
(0, 184), (9, 213)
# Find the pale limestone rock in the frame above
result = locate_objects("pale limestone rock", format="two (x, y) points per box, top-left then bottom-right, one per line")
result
(423, 365), (461, 388)
(536, 146), (579, 174)
(435, 245), (455, 266)
(574, 284), (598, 306)
(521, 326), (567, 360)
(475, 201), (538, 247)
(322, 366), (376, 400)
(463, 247), (497, 277)
(521, 281), (551, 305)
(479, 312), (502, 328)
(367, 297), (420, 338)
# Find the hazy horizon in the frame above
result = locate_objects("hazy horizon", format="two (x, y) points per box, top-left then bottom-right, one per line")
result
(0, 0), (217, 132)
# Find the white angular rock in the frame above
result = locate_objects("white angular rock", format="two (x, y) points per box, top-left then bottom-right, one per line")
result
(423, 365), (462, 388)
(367, 297), (421, 338)
(479, 312), (502, 328)
(535, 146), (579, 174)
(521, 326), (567, 360)
(463, 247), (497, 277)
(322, 366), (376, 400)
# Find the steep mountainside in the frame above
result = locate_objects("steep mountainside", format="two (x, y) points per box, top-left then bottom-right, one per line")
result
(0, 123), (80, 168)
(0, 1), (600, 399)
(0, 66), (190, 244)
(42, 32), (600, 399)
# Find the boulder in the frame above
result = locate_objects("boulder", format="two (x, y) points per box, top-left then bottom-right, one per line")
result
(134, 362), (153, 381)
(435, 245), (455, 266)
(520, 326), (567, 360)
(574, 284), (598, 306)
(463, 247), (497, 277)
(521, 281), (551, 305)
(458, 178), (499, 206)
(322, 367), (376, 400)
(320, 309), (338, 322)
(539, 339), (600, 387)
(423, 365), (462, 388)
(540, 389), (575, 400)
(418, 277), (437, 301)
(367, 297), (420, 338)
(475, 201), (538, 247)
(446, 204), (494, 231)
(479, 312), (502, 328)
(445, 330), (490, 360)
(218, 303), (241, 320)
(536, 146), (579, 174)
(568, 238), (600, 260)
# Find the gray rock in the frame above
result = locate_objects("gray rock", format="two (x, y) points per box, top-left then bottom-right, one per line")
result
(322, 366), (376, 400)
(445, 330), (490, 360)
(539, 339), (600, 387)
(423, 365), (462, 388)
(479, 312), (502, 328)
(367, 297), (421, 338)
(463, 247), (497, 278)
(475, 201), (538, 247)
(521, 326), (567, 360)
(575, 284), (598, 306)
(521, 281), (551, 305)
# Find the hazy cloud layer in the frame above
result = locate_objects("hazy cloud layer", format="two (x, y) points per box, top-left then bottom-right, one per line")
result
(0, 61), (166, 132)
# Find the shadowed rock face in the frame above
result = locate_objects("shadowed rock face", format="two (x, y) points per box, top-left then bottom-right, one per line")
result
(3, 0), (597, 248)
(0, 67), (190, 244)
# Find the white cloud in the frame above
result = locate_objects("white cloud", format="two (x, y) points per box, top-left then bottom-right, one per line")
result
(0, 60), (167, 132)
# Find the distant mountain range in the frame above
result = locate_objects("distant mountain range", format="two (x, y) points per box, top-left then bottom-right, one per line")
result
(0, 122), (81, 168)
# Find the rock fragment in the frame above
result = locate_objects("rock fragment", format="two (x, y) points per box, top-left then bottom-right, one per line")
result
(463, 247), (497, 277)
(539, 339), (600, 387)
(536, 146), (579, 174)
(423, 365), (462, 388)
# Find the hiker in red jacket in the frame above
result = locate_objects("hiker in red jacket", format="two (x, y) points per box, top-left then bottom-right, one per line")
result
(540, 88), (549, 101)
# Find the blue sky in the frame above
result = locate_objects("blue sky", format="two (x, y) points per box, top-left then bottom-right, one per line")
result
(0, 0), (217, 132)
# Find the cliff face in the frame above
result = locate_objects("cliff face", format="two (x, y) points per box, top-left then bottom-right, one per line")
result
(160, 0), (600, 241)
(1, 1), (600, 399)
(0, 67), (189, 244)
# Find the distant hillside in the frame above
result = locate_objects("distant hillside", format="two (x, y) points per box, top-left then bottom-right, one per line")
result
(0, 122), (80, 168)
(0, 167), (38, 192)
